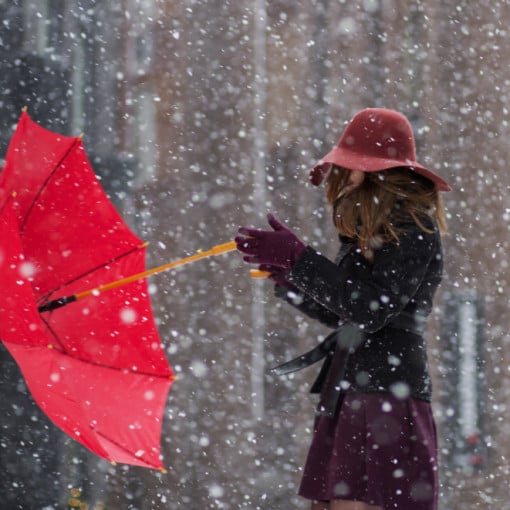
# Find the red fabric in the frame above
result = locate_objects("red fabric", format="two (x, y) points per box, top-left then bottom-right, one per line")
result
(0, 112), (174, 469)
(0, 201), (46, 346)
(4, 343), (172, 468)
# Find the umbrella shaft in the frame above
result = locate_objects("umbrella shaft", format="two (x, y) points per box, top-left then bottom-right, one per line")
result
(77, 240), (237, 298)
(39, 241), (238, 312)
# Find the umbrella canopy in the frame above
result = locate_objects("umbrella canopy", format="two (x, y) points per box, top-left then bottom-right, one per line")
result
(0, 111), (174, 469)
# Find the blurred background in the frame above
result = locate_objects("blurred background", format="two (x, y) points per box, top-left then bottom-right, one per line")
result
(0, 0), (508, 508)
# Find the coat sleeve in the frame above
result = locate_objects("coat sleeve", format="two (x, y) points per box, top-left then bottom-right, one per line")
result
(288, 224), (440, 333)
(273, 284), (341, 328)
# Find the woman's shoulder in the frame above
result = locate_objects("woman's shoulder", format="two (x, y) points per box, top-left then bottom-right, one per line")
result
(382, 213), (441, 258)
(335, 212), (441, 259)
(393, 211), (439, 234)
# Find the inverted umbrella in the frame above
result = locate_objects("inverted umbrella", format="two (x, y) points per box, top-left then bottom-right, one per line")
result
(0, 111), (176, 469)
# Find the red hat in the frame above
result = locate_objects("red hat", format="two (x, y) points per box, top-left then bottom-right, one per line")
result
(310, 108), (451, 192)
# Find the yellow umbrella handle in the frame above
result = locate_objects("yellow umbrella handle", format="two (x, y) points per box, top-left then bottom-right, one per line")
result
(249, 269), (271, 279)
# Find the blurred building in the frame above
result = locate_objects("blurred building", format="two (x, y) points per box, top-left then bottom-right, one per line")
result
(1, 0), (510, 509)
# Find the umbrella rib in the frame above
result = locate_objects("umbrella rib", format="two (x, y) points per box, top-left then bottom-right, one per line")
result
(90, 427), (163, 469)
(20, 136), (81, 234)
(38, 243), (145, 306)
(39, 313), (66, 351)
(38, 315), (174, 379)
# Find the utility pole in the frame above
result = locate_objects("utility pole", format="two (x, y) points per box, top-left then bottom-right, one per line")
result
(251, 0), (268, 421)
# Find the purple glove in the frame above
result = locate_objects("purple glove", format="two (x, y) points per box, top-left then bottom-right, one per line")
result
(258, 264), (296, 290)
(235, 213), (306, 269)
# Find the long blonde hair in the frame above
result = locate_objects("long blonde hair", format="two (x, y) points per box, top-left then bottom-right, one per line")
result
(326, 165), (447, 258)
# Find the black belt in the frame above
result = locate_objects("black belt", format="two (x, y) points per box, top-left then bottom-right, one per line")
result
(270, 314), (425, 417)
(270, 325), (360, 376)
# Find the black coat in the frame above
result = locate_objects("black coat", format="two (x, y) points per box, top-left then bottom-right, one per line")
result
(276, 215), (443, 413)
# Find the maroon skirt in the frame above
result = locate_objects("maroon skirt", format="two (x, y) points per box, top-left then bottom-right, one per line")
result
(299, 393), (438, 509)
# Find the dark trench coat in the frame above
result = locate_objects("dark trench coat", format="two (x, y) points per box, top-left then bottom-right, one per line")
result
(274, 214), (444, 416)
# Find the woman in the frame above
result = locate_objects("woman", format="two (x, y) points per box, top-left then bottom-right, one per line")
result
(235, 108), (451, 510)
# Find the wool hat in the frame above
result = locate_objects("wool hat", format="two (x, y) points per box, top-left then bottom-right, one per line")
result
(310, 108), (451, 192)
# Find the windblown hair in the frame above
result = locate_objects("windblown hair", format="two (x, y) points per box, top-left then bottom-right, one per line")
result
(326, 165), (447, 259)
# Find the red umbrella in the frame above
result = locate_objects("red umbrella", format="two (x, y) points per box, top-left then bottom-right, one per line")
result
(0, 111), (175, 470)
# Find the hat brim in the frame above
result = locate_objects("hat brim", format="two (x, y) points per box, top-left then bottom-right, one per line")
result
(310, 147), (452, 192)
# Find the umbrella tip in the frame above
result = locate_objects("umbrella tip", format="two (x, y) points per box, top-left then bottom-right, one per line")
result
(22, 105), (27, 112)
(77, 133), (84, 140)
(159, 468), (168, 474)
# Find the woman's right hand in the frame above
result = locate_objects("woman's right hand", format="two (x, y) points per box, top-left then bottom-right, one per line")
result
(258, 264), (296, 290)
